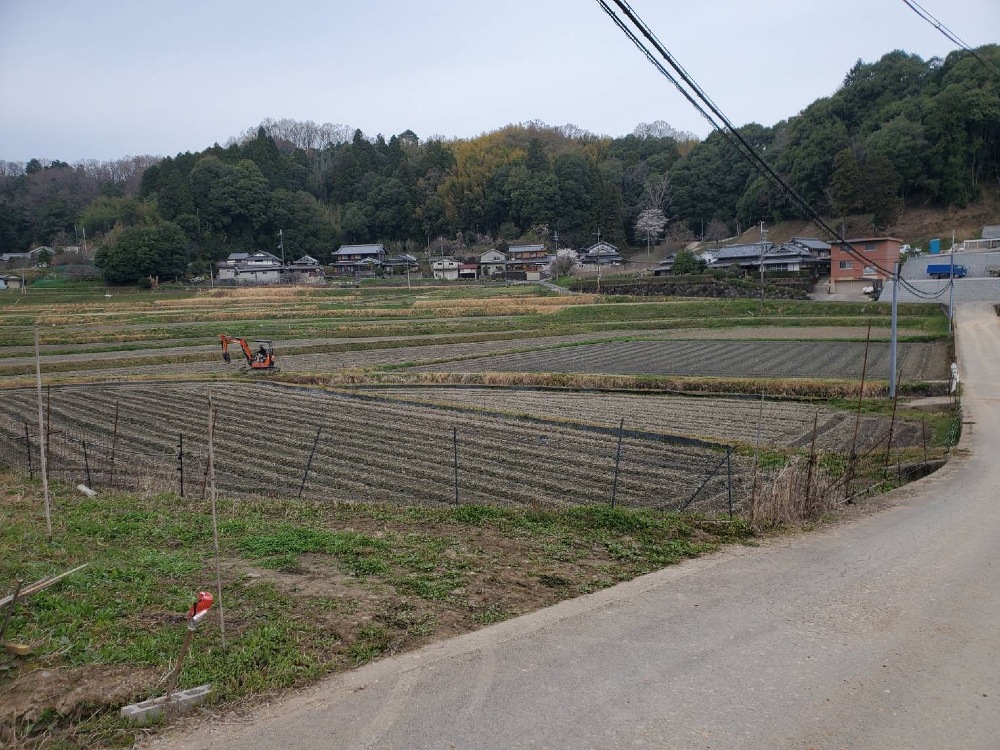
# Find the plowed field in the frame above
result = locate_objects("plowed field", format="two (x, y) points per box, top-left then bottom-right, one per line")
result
(355, 387), (923, 450)
(0, 383), (750, 513)
(415, 340), (948, 381)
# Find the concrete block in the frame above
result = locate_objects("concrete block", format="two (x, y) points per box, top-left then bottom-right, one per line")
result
(120, 684), (211, 725)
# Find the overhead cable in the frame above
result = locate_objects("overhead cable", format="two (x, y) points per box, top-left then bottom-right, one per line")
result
(900, 0), (1000, 80)
(598, 0), (953, 300)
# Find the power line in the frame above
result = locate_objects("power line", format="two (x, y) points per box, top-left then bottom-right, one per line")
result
(900, 0), (1000, 80)
(598, 0), (952, 300)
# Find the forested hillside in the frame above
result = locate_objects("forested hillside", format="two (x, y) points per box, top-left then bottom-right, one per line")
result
(0, 45), (997, 284)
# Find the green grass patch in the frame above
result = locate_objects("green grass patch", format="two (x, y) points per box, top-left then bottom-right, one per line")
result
(1, 473), (752, 748)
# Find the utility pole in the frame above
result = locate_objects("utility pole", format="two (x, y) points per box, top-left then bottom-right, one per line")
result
(948, 245), (956, 333)
(758, 222), (768, 309)
(594, 228), (602, 294)
(890, 262), (899, 398)
(278, 229), (286, 265)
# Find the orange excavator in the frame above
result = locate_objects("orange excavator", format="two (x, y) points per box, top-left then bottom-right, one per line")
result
(220, 335), (279, 373)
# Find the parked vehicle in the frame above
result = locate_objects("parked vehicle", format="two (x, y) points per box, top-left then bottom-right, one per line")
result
(926, 264), (967, 279)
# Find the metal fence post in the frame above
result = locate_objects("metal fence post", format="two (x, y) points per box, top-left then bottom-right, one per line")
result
(23, 422), (33, 479)
(82, 440), (92, 488)
(110, 402), (119, 488)
(177, 433), (185, 497)
(298, 425), (323, 499)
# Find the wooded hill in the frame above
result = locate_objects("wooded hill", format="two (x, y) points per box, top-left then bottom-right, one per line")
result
(0, 45), (997, 284)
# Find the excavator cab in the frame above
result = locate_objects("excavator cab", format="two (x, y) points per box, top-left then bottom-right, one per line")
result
(220, 335), (279, 373)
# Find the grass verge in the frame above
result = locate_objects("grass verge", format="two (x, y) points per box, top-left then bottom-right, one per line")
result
(0, 474), (750, 748)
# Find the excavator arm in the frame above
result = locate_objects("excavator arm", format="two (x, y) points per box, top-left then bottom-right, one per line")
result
(220, 334), (278, 372)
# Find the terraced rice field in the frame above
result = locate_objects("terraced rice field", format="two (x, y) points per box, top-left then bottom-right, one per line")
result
(415, 340), (948, 381)
(0, 383), (750, 513)
(354, 387), (923, 450)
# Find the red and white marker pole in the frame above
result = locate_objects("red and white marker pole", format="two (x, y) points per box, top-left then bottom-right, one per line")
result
(165, 592), (214, 698)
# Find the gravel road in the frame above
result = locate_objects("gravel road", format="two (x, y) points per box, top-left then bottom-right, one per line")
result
(145, 304), (997, 750)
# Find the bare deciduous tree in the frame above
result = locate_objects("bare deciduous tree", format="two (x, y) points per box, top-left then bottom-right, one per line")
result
(642, 173), (673, 213)
(635, 208), (667, 257)
(632, 120), (699, 142)
(705, 219), (731, 242)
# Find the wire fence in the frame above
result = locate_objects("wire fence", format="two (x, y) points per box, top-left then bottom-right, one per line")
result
(0, 385), (944, 522)
(0, 414), (749, 514)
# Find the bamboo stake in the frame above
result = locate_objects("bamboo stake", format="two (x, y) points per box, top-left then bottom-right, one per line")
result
(207, 394), (226, 652)
(0, 564), (89, 608)
(0, 580), (23, 641)
(610, 417), (624, 508)
(34, 326), (52, 540)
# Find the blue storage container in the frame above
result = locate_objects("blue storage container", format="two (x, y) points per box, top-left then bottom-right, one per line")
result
(929, 238), (941, 254)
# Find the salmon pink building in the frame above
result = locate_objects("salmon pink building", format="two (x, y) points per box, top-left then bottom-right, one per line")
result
(829, 237), (903, 294)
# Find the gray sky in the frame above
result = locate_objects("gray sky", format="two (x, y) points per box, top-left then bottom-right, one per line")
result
(1, 0), (997, 162)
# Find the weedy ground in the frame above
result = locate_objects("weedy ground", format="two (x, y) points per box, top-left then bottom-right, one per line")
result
(0, 474), (750, 749)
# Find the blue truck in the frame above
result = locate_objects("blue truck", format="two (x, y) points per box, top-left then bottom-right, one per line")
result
(926, 263), (968, 279)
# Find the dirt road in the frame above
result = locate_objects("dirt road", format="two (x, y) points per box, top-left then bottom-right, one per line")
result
(148, 303), (999, 750)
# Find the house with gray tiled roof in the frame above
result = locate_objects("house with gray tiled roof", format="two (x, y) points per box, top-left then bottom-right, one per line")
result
(579, 241), (624, 266)
(506, 244), (549, 281)
(215, 249), (323, 284)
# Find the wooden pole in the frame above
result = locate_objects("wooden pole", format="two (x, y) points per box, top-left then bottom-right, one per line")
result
(453, 427), (459, 505)
(207, 395), (226, 652)
(164, 628), (194, 698)
(298, 426), (322, 499)
(0, 580), (23, 641)
(726, 448), (733, 519)
(177, 434), (184, 498)
(610, 417), (624, 508)
(0, 564), (89, 608)
(45, 384), (51, 458)
(34, 326), (52, 540)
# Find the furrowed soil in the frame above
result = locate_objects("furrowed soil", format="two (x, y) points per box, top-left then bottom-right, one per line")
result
(414, 339), (948, 381)
(0, 288), (955, 748)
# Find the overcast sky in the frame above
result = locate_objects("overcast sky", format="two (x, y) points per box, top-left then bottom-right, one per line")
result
(1, 0), (997, 163)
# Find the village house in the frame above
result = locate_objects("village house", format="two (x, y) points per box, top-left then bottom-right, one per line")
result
(286, 255), (325, 284)
(479, 249), (506, 278)
(829, 237), (902, 294)
(431, 258), (460, 280)
(382, 254), (420, 275)
(215, 250), (324, 285)
(0, 274), (25, 290)
(579, 241), (624, 267)
(506, 244), (549, 281)
(652, 237), (831, 277)
(2, 246), (52, 264)
(328, 243), (386, 277)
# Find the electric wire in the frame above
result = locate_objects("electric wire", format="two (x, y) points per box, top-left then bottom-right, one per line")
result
(608, 0), (949, 300)
(599, 0), (955, 300)
(900, 0), (1000, 81)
